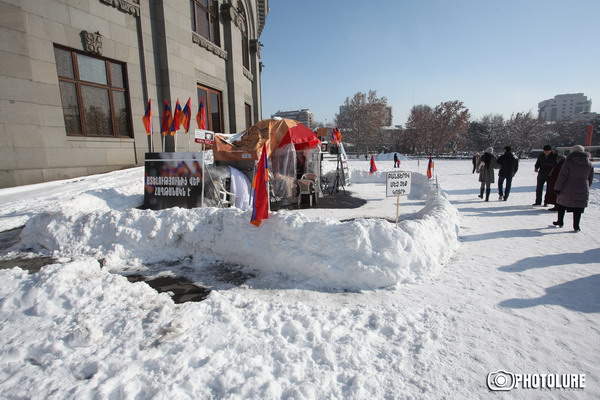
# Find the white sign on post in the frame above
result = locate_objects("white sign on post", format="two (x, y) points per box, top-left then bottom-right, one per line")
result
(386, 171), (411, 197)
(194, 129), (214, 145)
(386, 171), (411, 227)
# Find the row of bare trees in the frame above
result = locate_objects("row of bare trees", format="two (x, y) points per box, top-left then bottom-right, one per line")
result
(330, 90), (598, 157)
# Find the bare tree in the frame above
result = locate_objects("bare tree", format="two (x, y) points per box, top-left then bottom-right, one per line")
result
(431, 100), (470, 154)
(405, 101), (469, 155)
(478, 114), (506, 149)
(505, 112), (547, 157)
(335, 90), (388, 154)
(405, 104), (434, 154)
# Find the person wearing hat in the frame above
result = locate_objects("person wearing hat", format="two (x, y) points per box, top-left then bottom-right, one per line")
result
(533, 144), (557, 206)
(496, 146), (519, 201)
(477, 147), (497, 201)
(552, 145), (594, 232)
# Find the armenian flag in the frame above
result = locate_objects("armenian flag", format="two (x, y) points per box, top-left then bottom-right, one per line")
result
(160, 100), (173, 136)
(427, 155), (434, 179)
(142, 99), (152, 135)
(171, 99), (182, 135)
(250, 143), (270, 227)
(182, 98), (192, 132)
(369, 155), (377, 174)
(331, 127), (342, 145)
(196, 96), (207, 130)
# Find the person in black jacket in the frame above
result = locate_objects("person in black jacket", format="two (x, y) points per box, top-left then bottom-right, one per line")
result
(496, 146), (519, 201)
(533, 144), (557, 206)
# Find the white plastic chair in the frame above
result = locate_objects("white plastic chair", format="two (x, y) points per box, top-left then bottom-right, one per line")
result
(297, 173), (317, 207)
(213, 180), (236, 208)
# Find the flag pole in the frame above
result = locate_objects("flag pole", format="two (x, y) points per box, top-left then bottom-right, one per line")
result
(395, 195), (400, 227)
(200, 143), (205, 208)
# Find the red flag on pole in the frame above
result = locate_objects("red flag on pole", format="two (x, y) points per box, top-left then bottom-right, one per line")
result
(250, 143), (270, 227)
(142, 99), (152, 135)
(171, 99), (182, 136)
(586, 124), (593, 146)
(427, 155), (434, 179)
(369, 155), (378, 174)
(160, 100), (173, 136)
(182, 98), (192, 133)
(196, 96), (207, 130)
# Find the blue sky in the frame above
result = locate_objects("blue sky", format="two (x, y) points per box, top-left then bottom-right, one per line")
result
(259, 0), (600, 126)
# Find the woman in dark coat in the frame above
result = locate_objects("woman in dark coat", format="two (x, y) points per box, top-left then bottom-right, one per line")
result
(544, 155), (566, 211)
(552, 145), (594, 232)
(477, 147), (496, 201)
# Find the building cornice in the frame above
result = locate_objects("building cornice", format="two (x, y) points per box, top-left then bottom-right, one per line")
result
(192, 32), (228, 60)
(99, 0), (140, 17)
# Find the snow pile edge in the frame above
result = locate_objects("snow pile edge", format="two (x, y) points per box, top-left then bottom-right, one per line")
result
(17, 179), (460, 290)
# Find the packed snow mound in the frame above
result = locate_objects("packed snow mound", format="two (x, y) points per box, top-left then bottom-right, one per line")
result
(0, 259), (445, 399)
(15, 175), (459, 290)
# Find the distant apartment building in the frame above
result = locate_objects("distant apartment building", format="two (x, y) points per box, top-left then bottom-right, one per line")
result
(383, 106), (392, 126)
(538, 93), (592, 121)
(0, 0), (269, 188)
(272, 109), (314, 128)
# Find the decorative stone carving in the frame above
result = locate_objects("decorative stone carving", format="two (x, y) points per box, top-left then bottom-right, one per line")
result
(192, 32), (228, 60)
(250, 39), (262, 58)
(220, 3), (235, 22)
(99, 0), (140, 17)
(81, 31), (103, 55)
(220, 3), (245, 32)
(243, 67), (253, 81)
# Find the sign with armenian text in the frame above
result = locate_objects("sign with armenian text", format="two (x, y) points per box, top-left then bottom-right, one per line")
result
(386, 171), (411, 197)
(143, 152), (205, 210)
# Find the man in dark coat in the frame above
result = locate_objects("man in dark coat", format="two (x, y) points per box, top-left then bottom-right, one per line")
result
(496, 146), (519, 201)
(533, 144), (557, 206)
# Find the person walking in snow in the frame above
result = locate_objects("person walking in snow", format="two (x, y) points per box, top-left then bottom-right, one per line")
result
(472, 152), (481, 174)
(533, 144), (557, 206)
(544, 154), (566, 211)
(477, 147), (497, 201)
(552, 145), (594, 232)
(496, 146), (519, 201)
(393, 153), (400, 168)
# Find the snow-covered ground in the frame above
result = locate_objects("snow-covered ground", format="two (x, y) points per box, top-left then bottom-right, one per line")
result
(0, 157), (598, 399)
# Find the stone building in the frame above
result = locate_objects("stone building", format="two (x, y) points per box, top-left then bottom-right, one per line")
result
(271, 109), (314, 129)
(0, 0), (269, 188)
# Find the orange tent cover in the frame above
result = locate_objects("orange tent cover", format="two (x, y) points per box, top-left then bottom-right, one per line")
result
(213, 118), (320, 162)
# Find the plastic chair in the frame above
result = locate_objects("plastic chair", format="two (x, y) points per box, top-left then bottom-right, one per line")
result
(213, 180), (236, 208)
(297, 173), (317, 207)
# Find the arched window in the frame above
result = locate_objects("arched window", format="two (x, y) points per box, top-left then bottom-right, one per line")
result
(238, 2), (250, 70)
(191, 0), (220, 46)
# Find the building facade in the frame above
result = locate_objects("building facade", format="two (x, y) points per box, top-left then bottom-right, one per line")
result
(538, 93), (592, 121)
(271, 109), (314, 129)
(0, 0), (268, 188)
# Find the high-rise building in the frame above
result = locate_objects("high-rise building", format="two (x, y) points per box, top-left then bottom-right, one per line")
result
(538, 93), (592, 121)
(0, 0), (269, 188)
(272, 109), (314, 128)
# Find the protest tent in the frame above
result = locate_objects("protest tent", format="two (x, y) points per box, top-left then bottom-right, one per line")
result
(212, 118), (322, 206)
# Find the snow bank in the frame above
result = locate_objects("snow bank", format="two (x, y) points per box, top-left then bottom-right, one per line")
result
(0, 259), (442, 399)
(15, 174), (459, 291)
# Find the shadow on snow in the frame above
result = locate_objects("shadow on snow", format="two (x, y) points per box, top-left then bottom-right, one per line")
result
(499, 274), (600, 313)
